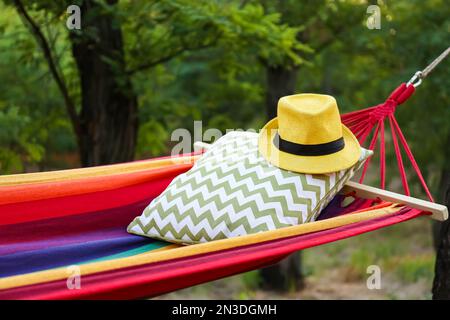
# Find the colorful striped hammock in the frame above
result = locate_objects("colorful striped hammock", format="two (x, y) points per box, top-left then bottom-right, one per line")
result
(0, 153), (428, 299)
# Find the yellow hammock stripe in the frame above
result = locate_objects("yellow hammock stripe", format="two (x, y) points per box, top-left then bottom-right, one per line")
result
(0, 204), (402, 290)
(0, 155), (199, 186)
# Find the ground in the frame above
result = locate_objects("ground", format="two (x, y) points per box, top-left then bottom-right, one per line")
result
(155, 216), (435, 300)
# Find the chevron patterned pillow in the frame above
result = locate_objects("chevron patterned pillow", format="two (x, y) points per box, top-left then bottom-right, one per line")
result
(127, 131), (372, 244)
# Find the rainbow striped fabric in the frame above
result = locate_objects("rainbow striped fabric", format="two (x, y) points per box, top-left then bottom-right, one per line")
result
(0, 153), (425, 299)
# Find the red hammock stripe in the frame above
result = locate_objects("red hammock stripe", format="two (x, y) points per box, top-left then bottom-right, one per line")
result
(0, 173), (177, 226)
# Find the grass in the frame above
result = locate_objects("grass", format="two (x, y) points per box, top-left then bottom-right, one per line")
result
(156, 216), (436, 300)
(393, 254), (435, 283)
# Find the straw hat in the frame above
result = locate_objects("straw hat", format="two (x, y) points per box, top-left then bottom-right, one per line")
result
(258, 94), (361, 174)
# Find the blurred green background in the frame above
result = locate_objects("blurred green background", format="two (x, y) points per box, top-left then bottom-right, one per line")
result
(0, 0), (448, 299)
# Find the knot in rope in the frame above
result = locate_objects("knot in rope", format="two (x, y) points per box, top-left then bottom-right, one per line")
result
(369, 101), (396, 123)
(368, 83), (415, 124)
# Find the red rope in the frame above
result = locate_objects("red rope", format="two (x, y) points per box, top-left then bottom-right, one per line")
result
(390, 115), (434, 201)
(359, 120), (381, 183)
(389, 115), (410, 196)
(341, 83), (434, 202)
(379, 120), (386, 189)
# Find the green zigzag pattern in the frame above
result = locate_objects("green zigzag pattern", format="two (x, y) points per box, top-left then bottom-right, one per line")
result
(128, 132), (370, 244)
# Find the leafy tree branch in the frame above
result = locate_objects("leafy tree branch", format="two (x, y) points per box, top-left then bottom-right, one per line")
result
(12, 0), (81, 138)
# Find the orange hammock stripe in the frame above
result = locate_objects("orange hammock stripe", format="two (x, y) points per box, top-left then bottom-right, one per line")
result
(0, 163), (193, 206)
(0, 154), (199, 187)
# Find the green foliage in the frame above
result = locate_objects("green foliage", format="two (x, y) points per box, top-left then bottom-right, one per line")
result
(0, 106), (44, 172)
(0, 3), (76, 173)
(0, 0), (448, 200)
(122, 0), (307, 70)
(136, 119), (169, 156)
(0, 0), (306, 166)
(241, 270), (262, 290)
(123, 0), (310, 157)
(394, 254), (435, 283)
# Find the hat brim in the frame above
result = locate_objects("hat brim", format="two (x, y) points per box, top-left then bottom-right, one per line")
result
(258, 118), (361, 174)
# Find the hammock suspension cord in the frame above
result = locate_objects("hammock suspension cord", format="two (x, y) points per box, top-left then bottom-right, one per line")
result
(341, 47), (450, 202)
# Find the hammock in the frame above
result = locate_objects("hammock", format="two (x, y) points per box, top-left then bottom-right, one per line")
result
(0, 154), (431, 299)
(0, 50), (448, 300)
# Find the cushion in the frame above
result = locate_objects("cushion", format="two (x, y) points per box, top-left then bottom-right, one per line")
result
(127, 131), (372, 244)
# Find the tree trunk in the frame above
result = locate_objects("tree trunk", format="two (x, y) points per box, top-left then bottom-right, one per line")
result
(260, 65), (304, 291)
(71, 0), (138, 167)
(432, 133), (450, 299)
(260, 252), (304, 291)
(265, 65), (299, 119)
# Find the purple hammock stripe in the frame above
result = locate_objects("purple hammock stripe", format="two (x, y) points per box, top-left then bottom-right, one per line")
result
(0, 228), (130, 256)
(0, 198), (150, 253)
(317, 194), (374, 220)
(0, 198), (156, 277)
(0, 231), (150, 278)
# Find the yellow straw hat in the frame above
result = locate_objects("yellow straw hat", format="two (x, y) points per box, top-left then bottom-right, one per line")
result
(258, 94), (361, 174)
